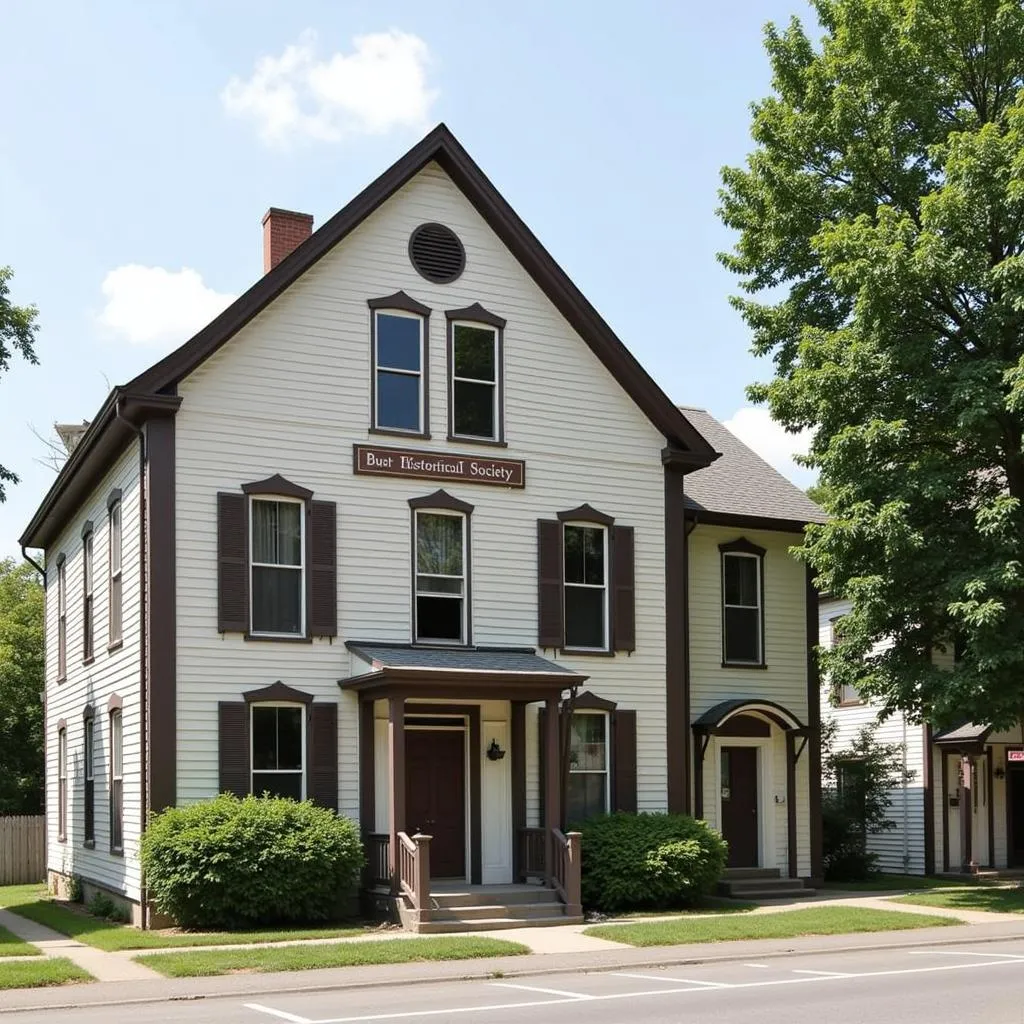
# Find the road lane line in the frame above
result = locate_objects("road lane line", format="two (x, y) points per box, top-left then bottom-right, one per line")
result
(491, 983), (593, 999)
(743, 963), (769, 969)
(610, 972), (731, 987)
(244, 1005), (312, 1024)
(792, 970), (853, 977)
(907, 950), (1024, 960)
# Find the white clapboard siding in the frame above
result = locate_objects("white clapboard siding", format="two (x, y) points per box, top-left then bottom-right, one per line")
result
(44, 443), (144, 899)
(0, 816), (45, 884)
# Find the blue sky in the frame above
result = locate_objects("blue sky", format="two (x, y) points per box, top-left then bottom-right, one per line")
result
(0, 0), (816, 558)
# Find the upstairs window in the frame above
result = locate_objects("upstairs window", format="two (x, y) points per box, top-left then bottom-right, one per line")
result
(108, 494), (122, 647)
(82, 524), (94, 662)
(563, 524), (608, 651)
(251, 704), (305, 800)
(56, 555), (67, 680)
(720, 539), (765, 666)
(250, 498), (304, 637)
(414, 510), (466, 643)
(829, 615), (861, 704)
(446, 306), (506, 443)
(567, 711), (609, 823)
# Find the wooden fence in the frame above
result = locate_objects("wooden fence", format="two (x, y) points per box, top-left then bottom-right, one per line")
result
(0, 816), (46, 885)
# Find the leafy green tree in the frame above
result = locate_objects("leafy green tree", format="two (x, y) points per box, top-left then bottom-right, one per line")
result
(719, 0), (1024, 728)
(0, 265), (40, 503)
(0, 559), (44, 813)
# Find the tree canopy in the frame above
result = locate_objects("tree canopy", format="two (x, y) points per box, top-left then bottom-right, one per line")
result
(0, 265), (40, 503)
(0, 558), (44, 813)
(719, 0), (1024, 729)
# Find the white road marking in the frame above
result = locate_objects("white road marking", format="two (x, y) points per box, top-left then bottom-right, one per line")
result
(791, 969), (853, 977)
(304, 957), (1024, 1024)
(491, 983), (593, 1000)
(244, 1005), (312, 1024)
(610, 972), (731, 987)
(907, 950), (1024, 960)
(743, 963), (769, 969)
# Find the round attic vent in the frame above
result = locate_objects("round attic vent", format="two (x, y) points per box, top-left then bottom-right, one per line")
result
(409, 223), (465, 284)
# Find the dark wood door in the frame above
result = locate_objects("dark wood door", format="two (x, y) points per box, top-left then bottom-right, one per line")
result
(1009, 768), (1024, 867)
(721, 746), (759, 868)
(405, 729), (466, 878)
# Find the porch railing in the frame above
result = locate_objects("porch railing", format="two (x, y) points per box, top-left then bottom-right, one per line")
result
(518, 826), (547, 880)
(396, 831), (432, 910)
(551, 828), (582, 916)
(365, 832), (391, 889)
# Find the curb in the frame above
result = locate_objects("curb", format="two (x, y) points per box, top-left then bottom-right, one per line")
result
(4, 926), (1024, 1015)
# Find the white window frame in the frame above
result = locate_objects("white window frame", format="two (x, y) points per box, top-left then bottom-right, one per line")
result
(414, 509), (467, 645)
(57, 727), (67, 842)
(108, 499), (122, 645)
(374, 309), (425, 434)
(567, 710), (610, 818)
(248, 495), (306, 638)
(110, 709), (123, 852)
(722, 551), (763, 664)
(57, 560), (67, 679)
(250, 702), (307, 800)
(562, 522), (609, 652)
(83, 531), (94, 661)
(450, 321), (499, 441)
(84, 719), (94, 783)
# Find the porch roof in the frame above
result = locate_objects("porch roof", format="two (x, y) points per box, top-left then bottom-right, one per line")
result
(339, 642), (586, 700)
(933, 722), (993, 750)
(692, 698), (806, 733)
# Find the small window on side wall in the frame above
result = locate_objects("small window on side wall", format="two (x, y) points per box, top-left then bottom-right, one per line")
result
(251, 704), (305, 800)
(108, 492), (123, 648)
(109, 707), (123, 852)
(720, 538), (765, 666)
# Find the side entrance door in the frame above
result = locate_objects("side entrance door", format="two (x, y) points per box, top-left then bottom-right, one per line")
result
(1009, 766), (1024, 867)
(720, 746), (759, 868)
(405, 729), (467, 879)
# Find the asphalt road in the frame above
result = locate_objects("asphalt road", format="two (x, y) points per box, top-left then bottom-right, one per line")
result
(5, 939), (1024, 1024)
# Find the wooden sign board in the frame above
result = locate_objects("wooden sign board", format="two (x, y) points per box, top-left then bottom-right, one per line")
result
(1007, 749), (1024, 763)
(353, 444), (525, 488)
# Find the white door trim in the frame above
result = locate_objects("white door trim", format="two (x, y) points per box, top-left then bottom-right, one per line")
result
(714, 735), (776, 871)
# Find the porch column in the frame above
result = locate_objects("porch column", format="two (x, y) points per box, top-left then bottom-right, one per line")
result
(544, 695), (560, 880)
(388, 696), (406, 895)
(960, 755), (974, 873)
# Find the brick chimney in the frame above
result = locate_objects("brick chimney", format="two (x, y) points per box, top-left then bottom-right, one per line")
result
(262, 208), (314, 273)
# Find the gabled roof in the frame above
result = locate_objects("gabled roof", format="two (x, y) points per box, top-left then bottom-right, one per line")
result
(680, 407), (826, 532)
(22, 124), (718, 549)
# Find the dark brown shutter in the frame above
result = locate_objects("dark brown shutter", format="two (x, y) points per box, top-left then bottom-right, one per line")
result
(612, 525), (636, 652)
(217, 492), (248, 633)
(537, 520), (564, 648)
(309, 703), (338, 811)
(218, 702), (250, 797)
(612, 710), (638, 813)
(309, 500), (337, 637)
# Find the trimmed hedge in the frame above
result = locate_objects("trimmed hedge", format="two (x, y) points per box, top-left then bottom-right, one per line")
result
(140, 795), (364, 929)
(578, 812), (727, 913)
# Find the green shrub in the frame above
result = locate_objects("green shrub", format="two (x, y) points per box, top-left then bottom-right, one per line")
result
(87, 891), (117, 919)
(140, 794), (364, 930)
(577, 812), (727, 913)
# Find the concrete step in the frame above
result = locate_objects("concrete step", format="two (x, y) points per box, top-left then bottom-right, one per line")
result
(721, 867), (781, 880)
(718, 876), (811, 899)
(428, 888), (560, 909)
(730, 887), (817, 901)
(424, 902), (569, 922)
(414, 915), (584, 934)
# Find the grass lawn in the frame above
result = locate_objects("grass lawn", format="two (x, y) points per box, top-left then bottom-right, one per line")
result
(0, 885), (367, 952)
(583, 906), (960, 947)
(0, 958), (92, 990)
(594, 899), (758, 920)
(822, 875), (981, 892)
(136, 937), (529, 978)
(0, 923), (40, 958)
(891, 887), (1024, 914)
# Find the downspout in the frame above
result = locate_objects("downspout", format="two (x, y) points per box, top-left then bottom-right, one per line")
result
(21, 546), (46, 582)
(115, 398), (148, 929)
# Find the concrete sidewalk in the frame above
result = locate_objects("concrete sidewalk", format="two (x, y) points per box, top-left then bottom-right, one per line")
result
(3, 919), (1024, 1015)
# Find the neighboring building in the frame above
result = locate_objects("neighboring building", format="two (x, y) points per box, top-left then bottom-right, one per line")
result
(821, 596), (1024, 874)
(22, 125), (826, 929)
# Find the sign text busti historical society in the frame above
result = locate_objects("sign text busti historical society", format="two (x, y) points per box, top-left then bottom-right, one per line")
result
(353, 444), (525, 488)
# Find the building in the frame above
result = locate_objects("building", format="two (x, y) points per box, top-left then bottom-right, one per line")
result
(21, 125), (825, 929)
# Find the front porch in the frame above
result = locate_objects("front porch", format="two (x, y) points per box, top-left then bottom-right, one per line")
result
(342, 643), (587, 932)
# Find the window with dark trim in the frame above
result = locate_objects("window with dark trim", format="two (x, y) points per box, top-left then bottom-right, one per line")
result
(82, 523), (94, 662)
(83, 712), (95, 845)
(57, 725), (67, 842)
(109, 707), (123, 852)
(567, 711), (609, 822)
(108, 494), (122, 648)
(720, 538), (765, 666)
(563, 523), (608, 651)
(446, 305), (506, 443)
(56, 555), (67, 680)
(829, 615), (861, 704)
(250, 497), (304, 637)
(415, 510), (467, 643)
(251, 704), (305, 799)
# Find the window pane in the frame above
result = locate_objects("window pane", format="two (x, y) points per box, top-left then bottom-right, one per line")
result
(85, 722), (94, 779)
(567, 773), (607, 824)
(277, 708), (303, 771)
(252, 707), (278, 770)
(570, 714), (607, 771)
(564, 526), (604, 585)
(252, 502), (301, 566)
(84, 537), (93, 593)
(417, 514), (463, 576)
(252, 566), (302, 634)
(724, 555), (758, 606)
(453, 380), (495, 438)
(377, 314), (421, 371)
(416, 575), (463, 594)
(110, 503), (122, 574)
(725, 606), (761, 662)
(111, 712), (122, 776)
(565, 586), (605, 648)
(377, 371), (421, 431)
(416, 595), (463, 642)
(252, 772), (303, 801)
(453, 325), (495, 381)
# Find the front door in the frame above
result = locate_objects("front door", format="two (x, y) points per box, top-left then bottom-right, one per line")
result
(721, 746), (759, 868)
(1009, 767), (1024, 867)
(405, 729), (466, 878)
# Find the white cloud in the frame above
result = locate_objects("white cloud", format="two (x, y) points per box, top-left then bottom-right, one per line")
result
(98, 265), (236, 346)
(222, 29), (438, 147)
(723, 406), (816, 487)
